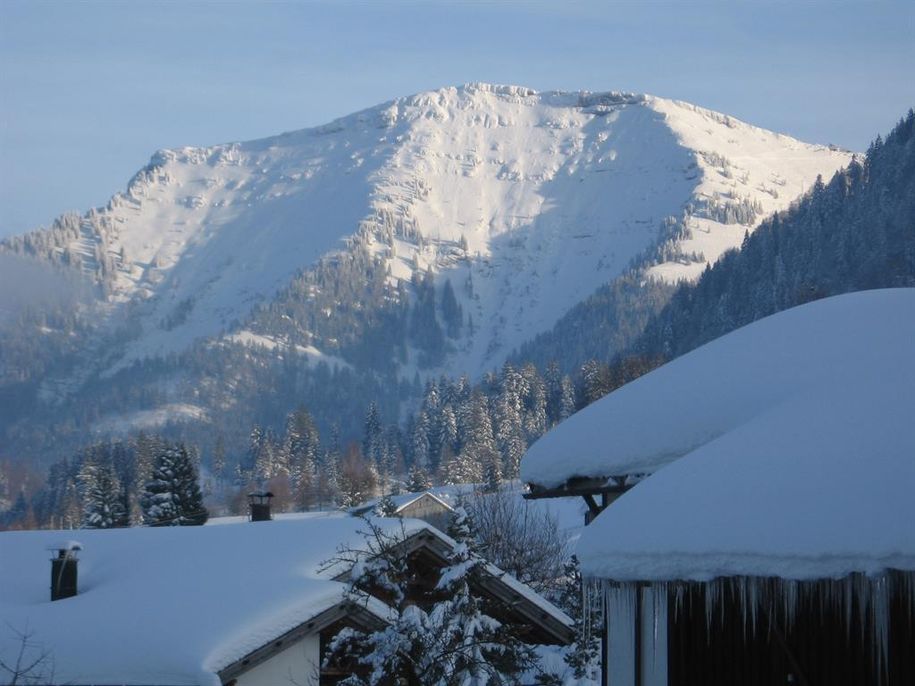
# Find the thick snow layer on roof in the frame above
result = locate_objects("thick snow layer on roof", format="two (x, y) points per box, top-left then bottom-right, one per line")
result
(522, 289), (915, 488)
(0, 515), (422, 685)
(571, 289), (915, 582)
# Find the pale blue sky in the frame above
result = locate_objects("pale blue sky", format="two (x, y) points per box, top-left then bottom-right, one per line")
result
(1, 0), (912, 237)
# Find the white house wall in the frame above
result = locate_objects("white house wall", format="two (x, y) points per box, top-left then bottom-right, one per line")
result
(233, 633), (320, 686)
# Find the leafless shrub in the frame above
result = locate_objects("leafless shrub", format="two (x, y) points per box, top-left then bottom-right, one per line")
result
(464, 488), (568, 595)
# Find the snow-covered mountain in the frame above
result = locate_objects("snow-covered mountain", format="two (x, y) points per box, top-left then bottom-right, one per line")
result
(0, 83), (852, 451)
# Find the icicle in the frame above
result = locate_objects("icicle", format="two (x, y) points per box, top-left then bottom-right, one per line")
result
(782, 578), (798, 630)
(749, 576), (759, 636)
(855, 573), (869, 650)
(843, 574), (854, 642)
(582, 577), (590, 645)
(872, 573), (890, 684)
(674, 582), (685, 622)
(737, 576), (750, 640)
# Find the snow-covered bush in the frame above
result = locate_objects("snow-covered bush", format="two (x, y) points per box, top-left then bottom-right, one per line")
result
(323, 511), (539, 685)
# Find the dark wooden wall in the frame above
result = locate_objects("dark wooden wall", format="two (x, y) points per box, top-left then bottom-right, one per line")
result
(667, 572), (914, 686)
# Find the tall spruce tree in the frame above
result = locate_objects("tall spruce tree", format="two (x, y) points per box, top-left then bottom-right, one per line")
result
(141, 443), (208, 526)
(79, 459), (127, 529)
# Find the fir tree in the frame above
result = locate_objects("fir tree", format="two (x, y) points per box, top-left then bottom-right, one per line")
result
(432, 507), (537, 684)
(323, 512), (537, 686)
(363, 402), (384, 470)
(406, 464), (432, 493)
(79, 459), (127, 529)
(376, 493), (398, 517)
(141, 443), (208, 526)
(441, 278), (463, 339)
(211, 434), (226, 481)
(285, 408), (320, 509)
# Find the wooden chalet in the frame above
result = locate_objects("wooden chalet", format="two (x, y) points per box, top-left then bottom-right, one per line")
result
(0, 514), (572, 686)
(520, 291), (915, 685)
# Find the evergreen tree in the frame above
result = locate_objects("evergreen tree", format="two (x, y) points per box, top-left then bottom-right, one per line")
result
(141, 443), (208, 526)
(443, 392), (496, 485)
(320, 424), (343, 508)
(494, 366), (527, 479)
(79, 458), (127, 529)
(433, 507), (536, 684)
(440, 278), (463, 339)
(285, 408), (320, 509)
(323, 512), (537, 686)
(211, 434), (226, 482)
(363, 402), (384, 470)
(559, 375), (576, 421)
(544, 361), (564, 426)
(376, 493), (398, 517)
(406, 464), (432, 493)
(411, 410), (431, 471)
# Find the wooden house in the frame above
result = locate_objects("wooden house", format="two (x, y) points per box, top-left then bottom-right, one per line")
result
(0, 513), (572, 685)
(520, 290), (915, 685)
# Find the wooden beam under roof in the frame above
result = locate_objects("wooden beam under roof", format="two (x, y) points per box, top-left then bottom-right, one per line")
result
(523, 474), (645, 522)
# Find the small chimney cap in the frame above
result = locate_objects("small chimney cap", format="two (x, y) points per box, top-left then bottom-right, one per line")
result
(47, 540), (83, 553)
(248, 491), (274, 498)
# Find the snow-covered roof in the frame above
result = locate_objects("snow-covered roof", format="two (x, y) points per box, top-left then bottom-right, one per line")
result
(522, 288), (915, 488)
(350, 489), (456, 516)
(572, 289), (915, 582)
(0, 515), (423, 685)
(0, 509), (574, 683)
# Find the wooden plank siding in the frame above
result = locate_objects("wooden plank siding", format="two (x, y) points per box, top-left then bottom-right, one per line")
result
(665, 572), (915, 686)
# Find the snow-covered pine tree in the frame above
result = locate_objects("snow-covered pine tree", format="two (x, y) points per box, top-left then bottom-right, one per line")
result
(363, 402), (384, 471)
(441, 278), (463, 339)
(285, 408), (320, 509)
(323, 512), (537, 686)
(544, 361), (564, 426)
(406, 464), (432, 493)
(520, 363), (547, 441)
(319, 423), (342, 508)
(411, 410), (431, 472)
(254, 427), (286, 483)
(141, 443), (208, 526)
(382, 425), (402, 494)
(376, 493), (398, 517)
(433, 507), (537, 684)
(79, 458), (127, 529)
(559, 375), (576, 421)
(440, 404), (459, 457)
(422, 381), (443, 468)
(211, 434), (226, 482)
(493, 371), (527, 480)
(443, 391), (496, 485)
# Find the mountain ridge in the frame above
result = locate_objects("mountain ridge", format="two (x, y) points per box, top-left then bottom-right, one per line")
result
(0, 83), (853, 461)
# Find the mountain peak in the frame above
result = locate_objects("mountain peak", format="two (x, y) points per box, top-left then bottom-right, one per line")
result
(1, 86), (853, 440)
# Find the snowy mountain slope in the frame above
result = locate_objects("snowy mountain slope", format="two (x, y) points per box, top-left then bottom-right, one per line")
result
(8, 85), (850, 373)
(0, 84), (853, 445)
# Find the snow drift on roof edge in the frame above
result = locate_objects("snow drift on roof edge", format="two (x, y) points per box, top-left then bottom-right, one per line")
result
(575, 354), (915, 581)
(521, 288), (915, 488)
